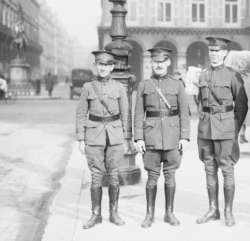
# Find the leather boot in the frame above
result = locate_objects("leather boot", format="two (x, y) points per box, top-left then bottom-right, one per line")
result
(164, 185), (180, 226)
(224, 186), (236, 227)
(196, 185), (220, 224)
(141, 186), (157, 228)
(109, 185), (125, 226)
(83, 187), (102, 229)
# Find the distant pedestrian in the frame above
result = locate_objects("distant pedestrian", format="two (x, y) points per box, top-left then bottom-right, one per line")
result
(0, 74), (8, 100)
(196, 37), (248, 227)
(76, 50), (130, 229)
(173, 70), (191, 116)
(45, 72), (54, 96)
(185, 65), (202, 110)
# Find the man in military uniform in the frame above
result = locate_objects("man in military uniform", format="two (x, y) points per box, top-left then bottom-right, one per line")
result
(76, 50), (130, 229)
(196, 37), (248, 227)
(134, 47), (190, 228)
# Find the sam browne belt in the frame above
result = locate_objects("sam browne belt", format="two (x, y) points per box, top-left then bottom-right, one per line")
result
(89, 113), (120, 122)
(146, 109), (178, 118)
(202, 105), (233, 114)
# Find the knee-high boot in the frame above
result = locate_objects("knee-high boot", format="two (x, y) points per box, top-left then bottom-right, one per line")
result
(83, 187), (102, 229)
(141, 186), (157, 228)
(164, 185), (180, 226)
(109, 185), (125, 226)
(196, 184), (220, 224)
(224, 185), (236, 227)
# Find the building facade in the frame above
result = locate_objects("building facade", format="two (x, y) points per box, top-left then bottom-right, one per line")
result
(0, 0), (43, 79)
(98, 0), (250, 89)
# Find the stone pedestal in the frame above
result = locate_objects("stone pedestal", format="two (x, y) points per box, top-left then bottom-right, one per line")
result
(9, 58), (30, 83)
(9, 58), (32, 95)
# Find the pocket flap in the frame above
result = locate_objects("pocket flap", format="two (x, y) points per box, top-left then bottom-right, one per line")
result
(220, 111), (234, 120)
(87, 121), (99, 128)
(199, 81), (208, 88)
(165, 88), (178, 95)
(87, 92), (97, 100)
(144, 119), (155, 128)
(108, 92), (119, 99)
(214, 81), (230, 87)
(111, 120), (122, 127)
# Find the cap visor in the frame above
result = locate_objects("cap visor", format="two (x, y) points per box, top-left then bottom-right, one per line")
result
(152, 56), (168, 62)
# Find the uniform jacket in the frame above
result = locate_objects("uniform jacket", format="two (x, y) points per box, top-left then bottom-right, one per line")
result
(134, 75), (190, 150)
(198, 65), (248, 140)
(76, 76), (130, 146)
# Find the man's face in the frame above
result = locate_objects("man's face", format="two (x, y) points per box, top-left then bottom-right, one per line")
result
(208, 46), (228, 65)
(152, 58), (170, 77)
(95, 62), (114, 78)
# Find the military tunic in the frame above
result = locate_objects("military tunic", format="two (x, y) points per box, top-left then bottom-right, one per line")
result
(198, 65), (248, 188)
(198, 65), (248, 140)
(76, 76), (130, 188)
(134, 75), (190, 149)
(134, 75), (190, 187)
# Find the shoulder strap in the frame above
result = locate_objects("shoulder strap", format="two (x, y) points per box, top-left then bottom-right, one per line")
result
(91, 81), (114, 115)
(205, 70), (223, 105)
(148, 79), (171, 109)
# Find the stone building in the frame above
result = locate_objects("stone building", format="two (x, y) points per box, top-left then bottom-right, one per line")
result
(98, 0), (250, 89)
(0, 0), (43, 79)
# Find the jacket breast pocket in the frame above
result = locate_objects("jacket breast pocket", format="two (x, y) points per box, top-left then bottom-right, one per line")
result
(143, 89), (157, 107)
(87, 93), (99, 111)
(164, 89), (178, 107)
(108, 91), (120, 111)
(214, 81), (232, 101)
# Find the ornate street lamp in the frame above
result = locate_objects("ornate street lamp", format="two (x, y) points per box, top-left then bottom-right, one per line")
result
(103, 0), (141, 185)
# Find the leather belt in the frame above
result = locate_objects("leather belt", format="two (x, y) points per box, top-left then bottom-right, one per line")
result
(146, 109), (178, 118)
(202, 105), (233, 114)
(89, 114), (120, 122)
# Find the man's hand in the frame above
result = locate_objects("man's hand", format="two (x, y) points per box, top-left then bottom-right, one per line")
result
(79, 140), (85, 155)
(179, 139), (189, 152)
(136, 140), (146, 154)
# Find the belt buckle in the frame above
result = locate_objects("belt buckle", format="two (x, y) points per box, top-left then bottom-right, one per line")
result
(210, 106), (216, 114)
(160, 110), (165, 118)
(102, 116), (108, 123)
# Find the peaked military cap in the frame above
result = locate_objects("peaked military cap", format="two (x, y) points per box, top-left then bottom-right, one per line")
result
(205, 36), (231, 49)
(148, 47), (173, 62)
(92, 50), (117, 64)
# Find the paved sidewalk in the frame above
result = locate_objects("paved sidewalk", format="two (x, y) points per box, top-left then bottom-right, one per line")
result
(41, 119), (250, 241)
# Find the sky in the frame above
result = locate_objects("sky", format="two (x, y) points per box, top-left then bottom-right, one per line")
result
(46, 0), (101, 48)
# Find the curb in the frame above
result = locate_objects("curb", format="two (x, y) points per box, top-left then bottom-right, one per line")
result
(16, 96), (61, 100)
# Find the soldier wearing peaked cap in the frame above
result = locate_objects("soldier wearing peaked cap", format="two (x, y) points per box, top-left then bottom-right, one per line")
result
(76, 50), (130, 229)
(196, 37), (248, 227)
(134, 47), (190, 228)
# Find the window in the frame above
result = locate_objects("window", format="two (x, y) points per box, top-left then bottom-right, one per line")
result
(126, 0), (137, 22)
(225, 0), (238, 23)
(157, 0), (171, 22)
(192, 0), (205, 23)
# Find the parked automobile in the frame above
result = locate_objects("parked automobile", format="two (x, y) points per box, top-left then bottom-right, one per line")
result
(69, 69), (93, 99)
